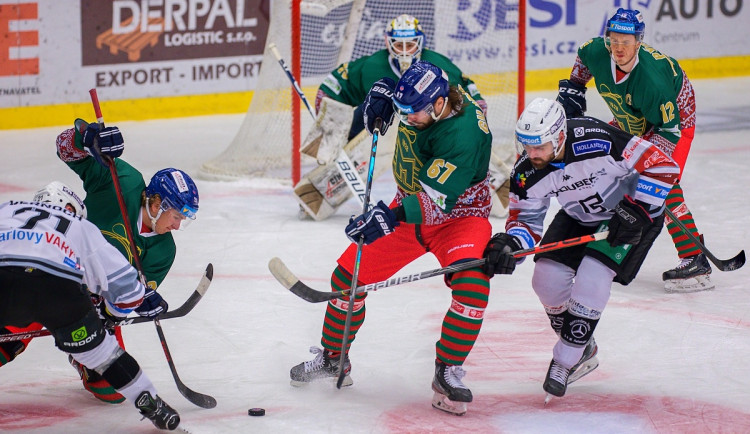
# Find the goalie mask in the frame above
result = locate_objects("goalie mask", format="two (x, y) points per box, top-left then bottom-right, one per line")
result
(393, 61), (450, 126)
(515, 98), (567, 166)
(145, 168), (199, 230)
(385, 14), (425, 74)
(33, 181), (87, 218)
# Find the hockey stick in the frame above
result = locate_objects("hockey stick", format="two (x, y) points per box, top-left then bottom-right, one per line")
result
(89, 89), (217, 409)
(664, 207), (745, 271)
(335, 118), (382, 389)
(0, 263), (213, 343)
(268, 42), (369, 207)
(269, 231), (609, 304)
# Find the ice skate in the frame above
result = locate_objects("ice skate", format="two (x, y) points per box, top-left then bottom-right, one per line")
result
(289, 346), (352, 387)
(568, 338), (599, 384)
(135, 391), (180, 430)
(543, 359), (570, 404)
(431, 361), (472, 416)
(663, 253), (715, 293)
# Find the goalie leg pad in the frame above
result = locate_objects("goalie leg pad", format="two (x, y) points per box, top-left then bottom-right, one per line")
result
(294, 129), (395, 221)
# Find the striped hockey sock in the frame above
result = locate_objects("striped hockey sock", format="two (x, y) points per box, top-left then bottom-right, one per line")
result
(436, 268), (490, 365)
(665, 184), (702, 258)
(320, 265), (367, 354)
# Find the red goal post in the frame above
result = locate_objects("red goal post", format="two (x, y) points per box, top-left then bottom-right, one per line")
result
(199, 0), (526, 185)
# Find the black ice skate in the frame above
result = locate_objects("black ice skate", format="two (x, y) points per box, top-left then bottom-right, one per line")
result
(431, 361), (472, 416)
(135, 391), (180, 430)
(568, 338), (599, 384)
(544, 338), (600, 404)
(289, 346), (352, 387)
(543, 359), (570, 403)
(663, 253), (714, 293)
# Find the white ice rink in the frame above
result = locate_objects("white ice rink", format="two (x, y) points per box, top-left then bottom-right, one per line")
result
(1, 77), (749, 433)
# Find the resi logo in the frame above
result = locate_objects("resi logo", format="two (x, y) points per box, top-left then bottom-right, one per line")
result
(448, 0), (518, 41)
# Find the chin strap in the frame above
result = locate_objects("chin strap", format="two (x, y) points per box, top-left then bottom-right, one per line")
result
(430, 97), (449, 122)
(144, 196), (163, 232)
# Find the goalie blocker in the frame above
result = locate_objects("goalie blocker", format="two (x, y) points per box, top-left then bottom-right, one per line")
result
(295, 99), (511, 221)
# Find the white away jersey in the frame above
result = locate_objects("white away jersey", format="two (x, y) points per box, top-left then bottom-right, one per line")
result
(0, 200), (144, 317)
(506, 117), (679, 249)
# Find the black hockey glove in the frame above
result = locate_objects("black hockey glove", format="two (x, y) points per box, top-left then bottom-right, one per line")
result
(607, 195), (653, 247)
(91, 294), (122, 330)
(345, 200), (399, 245)
(556, 79), (587, 118)
(483, 233), (523, 277)
(81, 122), (124, 167)
(363, 77), (396, 135)
(135, 289), (169, 319)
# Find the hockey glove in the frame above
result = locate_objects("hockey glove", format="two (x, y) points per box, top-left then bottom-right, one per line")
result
(91, 294), (123, 330)
(363, 77), (396, 135)
(556, 79), (587, 118)
(483, 233), (523, 277)
(81, 122), (124, 167)
(345, 200), (399, 245)
(134, 289), (169, 319)
(607, 195), (653, 247)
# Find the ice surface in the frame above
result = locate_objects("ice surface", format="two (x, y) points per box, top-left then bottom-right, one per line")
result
(0, 77), (749, 433)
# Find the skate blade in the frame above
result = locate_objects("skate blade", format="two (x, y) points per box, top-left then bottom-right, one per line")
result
(431, 392), (467, 416)
(289, 374), (352, 388)
(544, 393), (554, 405)
(568, 356), (599, 384)
(664, 275), (715, 293)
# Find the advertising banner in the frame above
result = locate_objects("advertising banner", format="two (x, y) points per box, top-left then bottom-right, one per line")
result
(0, 0), (748, 117)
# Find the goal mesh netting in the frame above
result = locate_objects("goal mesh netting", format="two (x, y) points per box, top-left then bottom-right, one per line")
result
(198, 0), (522, 184)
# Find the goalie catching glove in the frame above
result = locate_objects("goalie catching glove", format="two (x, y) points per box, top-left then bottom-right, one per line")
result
(363, 77), (396, 135)
(556, 79), (587, 118)
(81, 122), (124, 167)
(345, 200), (399, 245)
(483, 233), (523, 277)
(606, 195), (652, 246)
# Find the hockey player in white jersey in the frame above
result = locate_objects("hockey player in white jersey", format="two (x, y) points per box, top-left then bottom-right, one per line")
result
(483, 98), (680, 402)
(0, 199), (180, 430)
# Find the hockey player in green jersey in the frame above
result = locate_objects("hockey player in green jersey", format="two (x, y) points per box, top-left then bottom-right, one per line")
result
(295, 14), (512, 221)
(290, 61), (495, 416)
(55, 119), (199, 403)
(555, 8), (711, 293)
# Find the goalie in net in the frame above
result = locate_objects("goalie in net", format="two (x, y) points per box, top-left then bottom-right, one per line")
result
(296, 13), (512, 220)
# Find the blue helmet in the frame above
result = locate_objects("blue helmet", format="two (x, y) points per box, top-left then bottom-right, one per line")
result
(606, 8), (645, 41)
(392, 61), (449, 124)
(145, 168), (199, 220)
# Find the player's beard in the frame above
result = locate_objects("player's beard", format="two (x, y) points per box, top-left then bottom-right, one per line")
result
(410, 117), (436, 130)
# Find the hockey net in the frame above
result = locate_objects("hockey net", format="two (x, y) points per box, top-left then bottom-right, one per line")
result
(198, 0), (524, 184)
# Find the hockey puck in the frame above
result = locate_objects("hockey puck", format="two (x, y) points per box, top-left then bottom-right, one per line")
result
(248, 408), (266, 416)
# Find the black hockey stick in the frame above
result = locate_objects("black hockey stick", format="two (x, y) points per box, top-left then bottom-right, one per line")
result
(269, 231), (609, 304)
(0, 263), (213, 343)
(89, 89), (216, 408)
(335, 119), (383, 389)
(665, 208), (745, 271)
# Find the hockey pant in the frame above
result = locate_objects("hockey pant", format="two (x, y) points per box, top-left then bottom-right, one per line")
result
(320, 215), (491, 366)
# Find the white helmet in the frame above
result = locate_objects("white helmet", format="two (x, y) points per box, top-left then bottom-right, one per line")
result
(33, 181), (87, 218)
(385, 14), (425, 74)
(515, 98), (568, 158)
